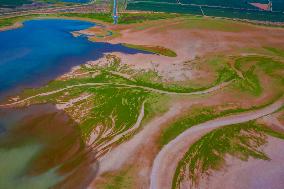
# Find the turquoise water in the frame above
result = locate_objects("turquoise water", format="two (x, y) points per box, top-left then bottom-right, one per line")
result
(0, 19), (147, 99)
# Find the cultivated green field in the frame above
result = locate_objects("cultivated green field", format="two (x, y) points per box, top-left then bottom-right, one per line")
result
(126, 0), (284, 22)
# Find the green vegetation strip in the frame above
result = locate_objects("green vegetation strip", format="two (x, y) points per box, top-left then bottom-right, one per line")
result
(172, 121), (284, 189)
(80, 87), (149, 139)
(97, 171), (132, 189)
(160, 93), (283, 147)
(233, 54), (284, 95)
(0, 12), (182, 29)
(122, 43), (177, 57)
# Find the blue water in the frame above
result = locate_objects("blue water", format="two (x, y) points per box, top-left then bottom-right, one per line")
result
(0, 19), (146, 99)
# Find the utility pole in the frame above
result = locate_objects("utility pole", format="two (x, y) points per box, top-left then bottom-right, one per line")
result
(113, 0), (118, 24)
(268, 0), (273, 11)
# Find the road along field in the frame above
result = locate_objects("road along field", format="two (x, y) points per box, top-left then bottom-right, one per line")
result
(1, 13), (284, 188)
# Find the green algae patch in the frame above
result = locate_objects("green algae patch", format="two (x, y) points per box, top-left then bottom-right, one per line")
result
(172, 122), (284, 189)
(122, 43), (177, 57)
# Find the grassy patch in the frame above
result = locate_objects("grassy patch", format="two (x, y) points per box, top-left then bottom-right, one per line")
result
(0, 15), (36, 28)
(80, 87), (149, 138)
(118, 12), (180, 24)
(160, 106), (246, 146)
(5, 53), (239, 145)
(0, 12), (181, 29)
(264, 47), (284, 58)
(179, 17), (250, 32)
(235, 55), (284, 77)
(234, 65), (262, 96)
(216, 66), (237, 83)
(233, 55), (284, 95)
(160, 94), (282, 147)
(98, 171), (132, 189)
(59, 13), (114, 23)
(6, 53), (240, 142)
(172, 122), (284, 189)
(122, 43), (177, 57)
(13, 56), (163, 142)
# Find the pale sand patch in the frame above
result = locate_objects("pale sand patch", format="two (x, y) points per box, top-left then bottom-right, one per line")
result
(197, 136), (284, 189)
(0, 22), (23, 31)
(250, 3), (270, 11)
(56, 93), (92, 110)
(260, 115), (284, 133)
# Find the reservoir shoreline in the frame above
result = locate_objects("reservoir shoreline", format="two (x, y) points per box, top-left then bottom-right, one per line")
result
(0, 18), (147, 100)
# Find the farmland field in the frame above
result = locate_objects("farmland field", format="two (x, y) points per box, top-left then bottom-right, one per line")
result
(0, 0), (90, 8)
(127, 0), (284, 22)
(0, 0), (32, 8)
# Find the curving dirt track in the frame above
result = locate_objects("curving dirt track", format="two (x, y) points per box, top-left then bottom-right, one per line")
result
(0, 80), (233, 107)
(150, 96), (284, 189)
